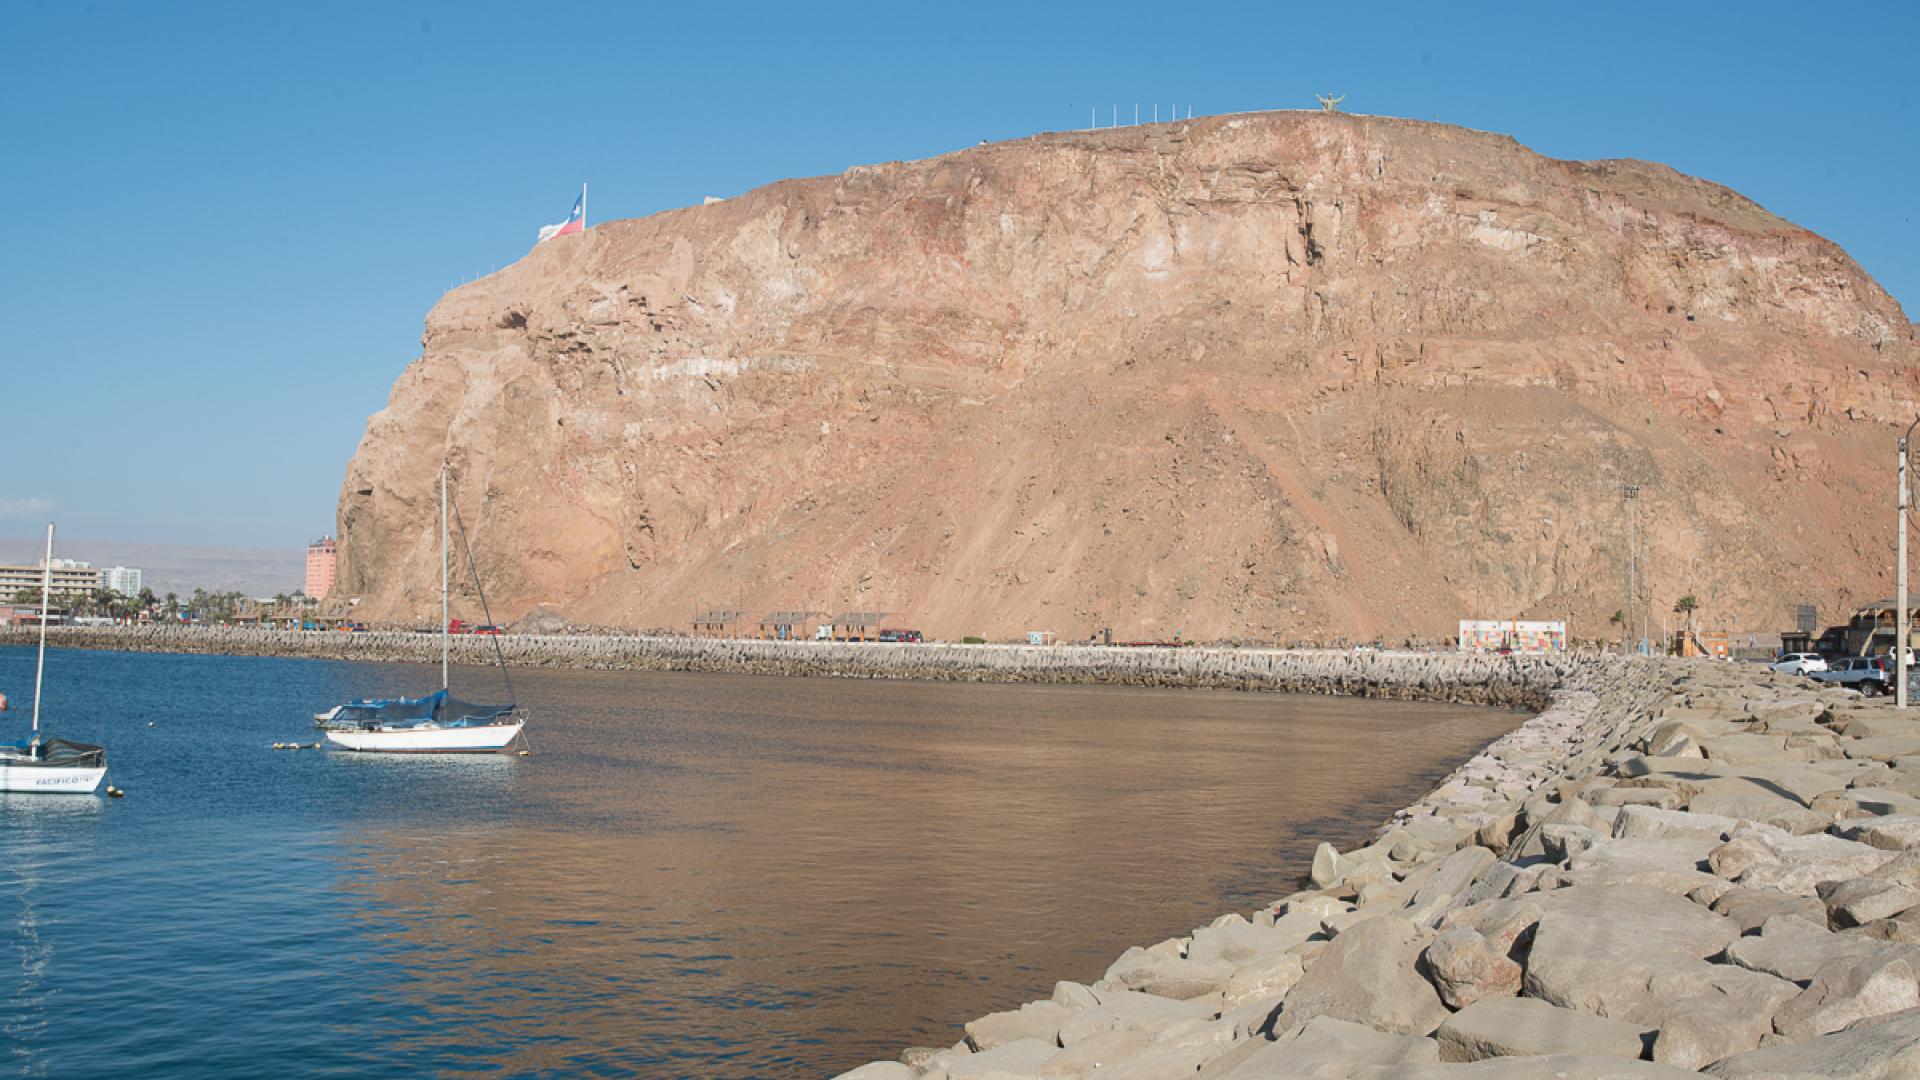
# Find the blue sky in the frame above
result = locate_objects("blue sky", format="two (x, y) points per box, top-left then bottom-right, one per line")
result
(2, 1), (1914, 550)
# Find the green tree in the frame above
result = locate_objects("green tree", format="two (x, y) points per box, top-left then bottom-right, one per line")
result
(1674, 595), (1699, 652)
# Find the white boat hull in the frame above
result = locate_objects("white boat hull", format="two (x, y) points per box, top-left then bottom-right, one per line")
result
(0, 762), (108, 794)
(323, 720), (524, 754)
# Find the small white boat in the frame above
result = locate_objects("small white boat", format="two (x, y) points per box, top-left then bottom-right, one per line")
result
(0, 740), (109, 793)
(315, 464), (527, 754)
(315, 692), (523, 753)
(1, 524), (107, 794)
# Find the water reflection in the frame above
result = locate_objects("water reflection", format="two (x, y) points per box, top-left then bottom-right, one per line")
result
(0, 647), (1516, 1077)
(325, 670), (1519, 1077)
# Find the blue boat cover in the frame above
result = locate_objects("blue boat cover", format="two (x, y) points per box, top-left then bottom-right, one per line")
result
(325, 689), (515, 728)
(0, 737), (105, 765)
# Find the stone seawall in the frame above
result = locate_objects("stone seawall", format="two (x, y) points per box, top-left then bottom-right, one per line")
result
(833, 659), (1920, 1079)
(0, 626), (1564, 708)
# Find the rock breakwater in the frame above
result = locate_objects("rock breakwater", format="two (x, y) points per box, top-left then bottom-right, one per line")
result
(1, 626), (1564, 707)
(837, 659), (1920, 1078)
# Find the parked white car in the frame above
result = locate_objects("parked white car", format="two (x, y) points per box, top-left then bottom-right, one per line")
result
(1770, 652), (1828, 675)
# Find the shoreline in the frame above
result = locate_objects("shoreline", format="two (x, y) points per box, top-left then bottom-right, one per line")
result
(0, 626), (1565, 709)
(831, 657), (1920, 1078)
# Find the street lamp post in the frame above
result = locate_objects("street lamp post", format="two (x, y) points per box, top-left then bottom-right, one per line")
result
(1901, 420), (1918, 708)
(1624, 484), (1642, 655)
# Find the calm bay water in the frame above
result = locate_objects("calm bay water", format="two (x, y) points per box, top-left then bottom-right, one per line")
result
(0, 647), (1517, 1077)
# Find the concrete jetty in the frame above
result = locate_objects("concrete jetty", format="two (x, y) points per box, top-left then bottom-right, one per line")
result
(0, 626), (1562, 707)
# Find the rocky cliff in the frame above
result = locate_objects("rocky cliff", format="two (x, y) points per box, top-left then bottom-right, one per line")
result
(334, 111), (1917, 640)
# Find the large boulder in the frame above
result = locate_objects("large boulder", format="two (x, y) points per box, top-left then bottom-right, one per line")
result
(1420, 927), (1522, 1010)
(1610, 805), (1741, 842)
(1221, 950), (1305, 1011)
(963, 1000), (1069, 1052)
(1707, 1007), (1920, 1078)
(943, 1038), (1055, 1079)
(1772, 954), (1920, 1040)
(1733, 830), (1894, 896)
(1188, 917), (1307, 966)
(1567, 835), (1725, 895)
(1030, 1029), (1149, 1076)
(1522, 886), (1795, 1066)
(1402, 846), (1497, 923)
(1348, 1055), (1708, 1078)
(1103, 948), (1234, 1000)
(1056, 987), (1215, 1045)
(1722, 915), (1894, 984)
(1435, 997), (1652, 1062)
(1837, 815), (1920, 852)
(832, 1063), (914, 1080)
(1277, 915), (1448, 1037)
(1309, 842), (1343, 889)
(1213, 1015), (1439, 1078)
(1820, 877), (1920, 928)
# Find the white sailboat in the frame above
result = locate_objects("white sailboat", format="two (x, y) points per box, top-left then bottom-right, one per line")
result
(0, 524), (108, 794)
(315, 465), (526, 753)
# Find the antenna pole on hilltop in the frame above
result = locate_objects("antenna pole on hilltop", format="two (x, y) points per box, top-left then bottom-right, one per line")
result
(1090, 106), (1096, 129)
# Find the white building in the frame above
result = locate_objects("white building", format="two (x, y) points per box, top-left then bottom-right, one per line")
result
(103, 566), (143, 597)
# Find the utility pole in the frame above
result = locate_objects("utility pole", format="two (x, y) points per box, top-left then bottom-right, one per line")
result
(1901, 420), (1918, 706)
(1624, 484), (1642, 655)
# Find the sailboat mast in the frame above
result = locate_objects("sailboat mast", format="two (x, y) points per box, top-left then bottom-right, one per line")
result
(441, 464), (450, 690)
(31, 522), (52, 739)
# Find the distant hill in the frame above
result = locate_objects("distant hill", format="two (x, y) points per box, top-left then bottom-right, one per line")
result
(0, 537), (303, 598)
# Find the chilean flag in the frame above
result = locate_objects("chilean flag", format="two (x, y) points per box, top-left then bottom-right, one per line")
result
(537, 188), (585, 243)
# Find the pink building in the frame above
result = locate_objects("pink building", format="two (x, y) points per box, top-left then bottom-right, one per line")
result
(306, 537), (337, 600)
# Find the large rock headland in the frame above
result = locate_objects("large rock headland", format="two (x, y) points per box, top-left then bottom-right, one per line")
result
(333, 110), (1915, 640)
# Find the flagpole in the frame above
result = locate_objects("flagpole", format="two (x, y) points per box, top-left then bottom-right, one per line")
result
(582, 181), (588, 229)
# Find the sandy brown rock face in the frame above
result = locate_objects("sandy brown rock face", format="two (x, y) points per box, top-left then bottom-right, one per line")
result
(334, 111), (1917, 638)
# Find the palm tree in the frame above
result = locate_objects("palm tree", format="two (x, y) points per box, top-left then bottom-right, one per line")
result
(1609, 609), (1625, 650)
(1674, 595), (1699, 654)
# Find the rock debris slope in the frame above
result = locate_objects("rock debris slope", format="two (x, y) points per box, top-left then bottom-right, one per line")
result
(336, 111), (1916, 636)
